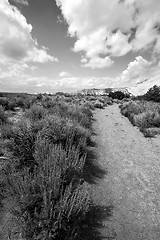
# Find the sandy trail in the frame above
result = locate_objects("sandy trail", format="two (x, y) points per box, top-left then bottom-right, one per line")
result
(92, 104), (160, 240)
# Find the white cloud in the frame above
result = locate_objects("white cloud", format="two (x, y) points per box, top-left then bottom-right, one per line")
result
(0, 63), (29, 79)
(82, 56), (113, 69)
(53, 76), (114, 89)
(81, 58), (87, 63)
(113, 56), (160, 95)
(56, 0), (160, 68)
(120, 56), (151, 85)
(59, 71), (71, 77)
(36, 82), (47, 87)
(0, 0), (58, 64)
(107, 30), (132, 56)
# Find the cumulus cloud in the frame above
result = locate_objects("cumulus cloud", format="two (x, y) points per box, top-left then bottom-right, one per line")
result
(52, 76), (114, 89)
(36, 82), (47, 87)
(82, 56), (113, 69)
(120, 56), (152, 85)
(59, 71), (71, 77)
(0, 0), (58, 64)
(0, 63), (29, 79)
(56, 0), (160, 68)
(112, 56), (160, 94)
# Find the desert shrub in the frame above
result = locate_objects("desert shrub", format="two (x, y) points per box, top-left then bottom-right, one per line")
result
(141, 128), (160, 138)
(0, 95), (94, 239)
(8, 119), (36, 169)
(47, 100), (69, 115)
(36, 93), (43, 100)
(120, 101), (144, 117)
(0, 98), (17, 111)
(65, 105), (92, 128)
(94, 100), (104, 109)
(15, 97), (31, 109)
(7, 100), (17, 111)
(120, 100), (160, 137)
(80, 105), (93, 118)
(38, 114), (91, 150)
(8, 111), (91, 169)
(144, 85), (160, 102)
(109, 91), (130, 100)
(82, 101), (95, 110)
(133, 111), (156, 128)
(0, 106), (8, 124)
(25, 104), (46, 121)
(0, 123), (14, 139)
(3, 141), (90, 240)
(48, 102), (93, 129)
(41, 98), (56, 109)
(0, 97), (9, 109)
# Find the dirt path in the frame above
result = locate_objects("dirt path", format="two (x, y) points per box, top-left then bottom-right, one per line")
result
(92, 104), (160, 240)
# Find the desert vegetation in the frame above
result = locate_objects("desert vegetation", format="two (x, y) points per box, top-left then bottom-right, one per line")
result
(0, 92), (102, 240)
(143, 85), (160, 102)
(108, 90), (130, 100)
(120, 86), (160, 137)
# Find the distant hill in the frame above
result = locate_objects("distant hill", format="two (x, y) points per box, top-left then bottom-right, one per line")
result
(77, 87), (132, 96)
(128, 78), (160, 96)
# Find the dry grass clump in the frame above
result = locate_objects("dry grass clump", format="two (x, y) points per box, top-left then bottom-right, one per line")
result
(120, 100), (160, 137)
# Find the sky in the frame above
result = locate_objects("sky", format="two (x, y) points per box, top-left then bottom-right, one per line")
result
(0, 0), (160, 94)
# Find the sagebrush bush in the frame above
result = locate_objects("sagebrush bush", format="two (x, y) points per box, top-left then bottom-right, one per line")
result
(65, 104), (92, 128)
(132, 111), (160, 129)
(4, 141), (90, 240)
(25, 104), (46, 121)
(38, 114), (91, 150)
(0, 94), (94, 240)
(120, 100), (160, 137)
(120, 101), (144, 117)
(8, 112), (91, 169)
(0, 106), (8, 124)
(0, 123), (14, 140)
(8, 119), (36, 169)
(47, 101), (93, 128)
(94, 100), (104, 109)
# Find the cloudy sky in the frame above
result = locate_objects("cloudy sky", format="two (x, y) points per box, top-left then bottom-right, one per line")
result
(0, 0), (160, 93)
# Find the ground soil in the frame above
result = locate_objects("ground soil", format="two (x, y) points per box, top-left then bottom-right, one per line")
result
(92, 104), (160, 240)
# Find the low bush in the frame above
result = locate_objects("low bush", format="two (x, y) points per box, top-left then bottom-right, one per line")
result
(38, 114), (91, 150)
(0, 94), (94, 240)
(94, 100), (104, 109)
(109, 91), (130, 100)
(3, 140), (90, 240)
(120, 100), (160, 137)
(25, 104), (46, 121)
(0, 106), (8, 124)
(8, 119), (36, 169)
(141, 128), (160, 138)
(0, 123), (14, 140)
(48, 102), (93, 129)
(144, 85), (160, 102)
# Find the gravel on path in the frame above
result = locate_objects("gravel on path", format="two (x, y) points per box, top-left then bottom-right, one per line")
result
(92, 104), (160, 240)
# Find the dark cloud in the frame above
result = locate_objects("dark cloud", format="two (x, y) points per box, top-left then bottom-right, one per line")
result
(9, 0), (29, 6)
